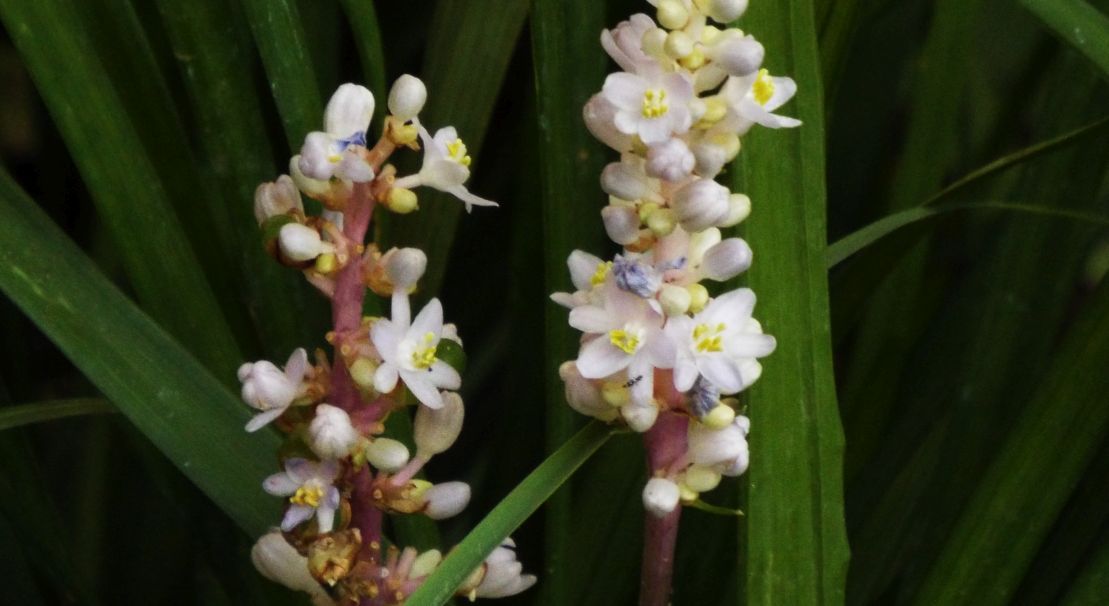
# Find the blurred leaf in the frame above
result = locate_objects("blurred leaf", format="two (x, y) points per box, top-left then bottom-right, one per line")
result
(1061, 534), (1109, 605)
(0, 512), (47, 606)
(384, 0), (529, 294)
(728, 1), (849, 603)
(338, 0), (387, 107)
(0, 0), (242, 374)
(530, 0), (609, 602)
(0, 171), (280, 536)
(913, 278), (1109, 604)
(0, 398), (114, 431)
(239, 0), (323, 145)
(1021, 0), (1109, 78)
(406, 421), (612, 605)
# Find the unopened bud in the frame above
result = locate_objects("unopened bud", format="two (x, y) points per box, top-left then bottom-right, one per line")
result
(646, 138), (695, 182)
(252, 531), (335, 603)
(411, 550), (443, 579)
(414, 391), (465, 457)
(705, 0), (749, 23)
(388, 74), (427, 121)
(643, 477), (680, 517)
(364, 438), (410, 472)
(709, 32), (764, 76)
(601, 161), (651, 201)
(601, 205), (642, 245)
(683, 465), (722, 492)
(672, 179), (730, 231)
(560, 362), (619, 421)
(664, 30), (694, 59)
(657, 0), (689, 30)
(719, 193), (752, 227)
(702, 238), (753, 281)
(659, 283), (692, 316)
(278, 223), (333, 262)
(349, 357), (378, 390)
(254, 175), (303, 225)
(703, 403), (737, 429)
(423, 482), (471, 519)
(687, 283), (710, 313)
(387, 188), (419, 214)
(308, 404), (361, 459)
(324, 83), (375, 138)
(384, 247), (427, 290)
(622, 400), (659, 432)
(688, 420), (747, 467)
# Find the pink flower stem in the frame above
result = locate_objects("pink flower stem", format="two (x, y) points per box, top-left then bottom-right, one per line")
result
(639, 410), (689, 606)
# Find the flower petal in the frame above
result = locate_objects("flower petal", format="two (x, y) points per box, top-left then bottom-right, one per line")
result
(402, 373), (445, 409)
(281, 505), (316, 531)
(374, 363), (400, 394)
(263, 471), (299, 496)
(410, 298), (444, 340)
(698, 355), (745, 394)
(246, 406), (287, 433)
(577, 336), (632, 378)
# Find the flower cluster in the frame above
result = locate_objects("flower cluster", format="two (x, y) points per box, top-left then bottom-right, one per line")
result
(243, 79), (534, 604)
(555, 0), (798, 517)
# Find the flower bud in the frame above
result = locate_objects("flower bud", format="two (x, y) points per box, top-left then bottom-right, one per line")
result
(583, 94), (634, 152)
(254, 175), (304, 225)
(687, 283), (710, 313)
(706, 0), (749, 23)
(722, 437), (749, 477)
(278, 223), (333, 262)
(646, 138), (695, 182)
(560, 361), (620, 422)
(308, 404), (361, 459)
(739, 358), (763, 387)
(414, 391), (465, 457)
(657, 0), (689, 30)
(411, 549), (443, 579)
(672, 179), (731, 231)
(659, 283), (692, 316)
(664, 30), (694, 59)
(622, 400), (659, 432)
(692, 140), (729, 178)
(252, 531), (335, 604)
(423, 481), (471, 519)
(239, 360), (298, 412)
(384, 247), (427, 291)
(289, 156), (332, 199)
(386, 187), (419, 214)
(364, 438), (410, 472)
(688, 420), (747, 467)
(324, 83), (375, 137)
(683, 465), (722, 493)
(642, 477), (680, 517)
(708, 32), (764, 76)
(388, 75), (427, 121)
(601, 205), (642, 245)
(703, 403), (737, 429)
(719, 193), (752, 227)
(601, 161), (651, 201)
(702, 238), (753, 281)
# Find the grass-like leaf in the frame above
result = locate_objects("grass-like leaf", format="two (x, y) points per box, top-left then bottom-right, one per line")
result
(338, 0), (387, 107)
(729, 1), (849, 602)
(1021, 0), (1109, 78)
(0, 172), (280, 536)
(0, 399), (115, 432)
(405, 421), (613, 605)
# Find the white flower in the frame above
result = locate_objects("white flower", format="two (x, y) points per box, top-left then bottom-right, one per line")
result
(666, 288), (776, 394)
(642, 477), (681, 517)
(278, 223), (336, 263)
(705, 31), (764, 77)
(602, 70), (694, 144)
(569, 284), (675, 407)
(370, 296), (461, 409)
(388, 74), (427, 121)
(701, 237), (753, 281)
(584, 94), (635, 152)
(251, 531), (335, 606)
(392, 126), (497, 212)
(263, 458), (341, 532)
(254, 175), (303, 224)
(239, 348), (308, 432)
(550, 250), (610, 309)
(414, 391), (465, 457)
(721, 69), (802, 134)
(645, 138), (695, 182)
(688, 415), (750, 476)
(298, 84), (376, 182)
(382, 247), (427, 291)
(464, 539), (538, 599)
(672, 178), (731, 231)
(423, 481), (471, 519)
(308, 404), (361, 459)
(601, 13), (661, 75)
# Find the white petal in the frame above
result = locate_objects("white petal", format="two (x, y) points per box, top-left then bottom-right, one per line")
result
(727, 333), (777, 359)
(447, 185), (498, 212)
(298, 132), (337, 181)
(374, 363), (400, 394)
(426, 360), (462, 390)
(402, 373), (446, 409)
(281, 505), (316, 531)
(409, 298), (444, 339)
(577, 337), (632, 379)
(324, 83), (375, 137)
(284, 348), (309, 382)
(602, 72), (647, 109)
(569, 305), (614, 334)
(567, 250), (604, 291)
(263, 471), (299, 496)
(698, 355), (745, 394)
(246, 406), (287, 433)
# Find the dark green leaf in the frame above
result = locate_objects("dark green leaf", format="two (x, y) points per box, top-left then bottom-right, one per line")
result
(1021, 0), (1109, 78)
(0, 398), (114, 431)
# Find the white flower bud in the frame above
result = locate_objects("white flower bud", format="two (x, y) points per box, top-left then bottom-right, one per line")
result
(657, 0), (689, 29)
(708, 33), (764, 76)
(689, 227), (723, 264)
(658, 283), (692, 316)
(683, 465), (722, 492)
(688, 419), (747, 468)
(298, 132), (337, 181)
(278, 223), (333, 262)
(721, 438), (750, 476)
(414, 391), (465, 457)
(473, 540), (537, 598)
(411, 549), (443, 579)
(645, 138), (695, 182)
(672, 179), (731, 231)
(388, 74), (427, 121)
(702, 238), (753, 281)
(706, 0), (749, 23)
(601, 161), (651, 201)
(560, 362), (619, 421)
(739, 359), (763, 387)
(384, 247), (428, 291)
(365, 438), (410, 472)
(692, 140), (729, 178)
(324, 83), (375, 137)
(622, 400), (659, 432)
(423, 481), (471, 519)
(252, 531), (336, 605)
(254, 175), (303, 225)
(289, 155), (332, 199)
(239, 361), (297, 412)
(719, 193), (752, 227)
(642, 477), (680, 517)
(308, 404), (361, 459)
(584, 94), (634, 152)
(601, 205), (642, 245)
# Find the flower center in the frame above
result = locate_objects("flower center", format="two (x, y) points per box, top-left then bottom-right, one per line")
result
(411, 332), (438, 369)
(447, 138), (472, 167)
(609, 328), (642, 354)
(753, 69), (775, 106)
(693, 322), (726, 353)
(291, 484), (323, 507)
(590, 261), (613, 286)
(330, 131), (368, 163)
(641, 88), (669, 118)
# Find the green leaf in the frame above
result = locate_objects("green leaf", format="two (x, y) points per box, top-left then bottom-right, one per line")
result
(239, 0), (324, 146)
(0, 172), (280, 536)
(912, 277), (1109, 605)
(405, 421), (612, 605)
(1021, 0), (1109, 78)
(0, 0), (242, 374)
(1061, 535), (1109, 605)
(338, 0), (387, 107)
(530, 0), (609, 602)
(0, 398), (114, 431)
(728, 1), (849, 603)
(382, 0), (529, 294)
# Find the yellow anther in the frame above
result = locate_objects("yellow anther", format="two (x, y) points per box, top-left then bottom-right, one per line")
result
(315, 252), (338, 274)
(446, 138), (472, 167)
(753, 69), (775, 106)
(693, 322), (727, 353)
(291, 485), (323, 507)
(411, 332), (438, 369)
(641, 88), (670, 119)
(609, 329), (641, 354)
(679, 47), (706, 70)
(590, 261), (613, 286)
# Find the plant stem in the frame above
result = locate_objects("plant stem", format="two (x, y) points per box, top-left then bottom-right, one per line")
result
(639, 410), (688, 606)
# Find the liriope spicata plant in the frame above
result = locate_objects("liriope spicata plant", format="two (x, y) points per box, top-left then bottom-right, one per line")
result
(551, 0), (800, 602)
(239, 79), (535, 604)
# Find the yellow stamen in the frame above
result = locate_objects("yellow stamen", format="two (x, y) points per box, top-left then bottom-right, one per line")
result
(411, 332), (438, 369)
(291, 485), (323, 507)
(693, 322), (727, 353)
(446, 138), (472, 167)
(753, 69), (775, 106)
(609, 329), (641, 354)
(641, 88), (670, 118)
(590, 261), (613, 286)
